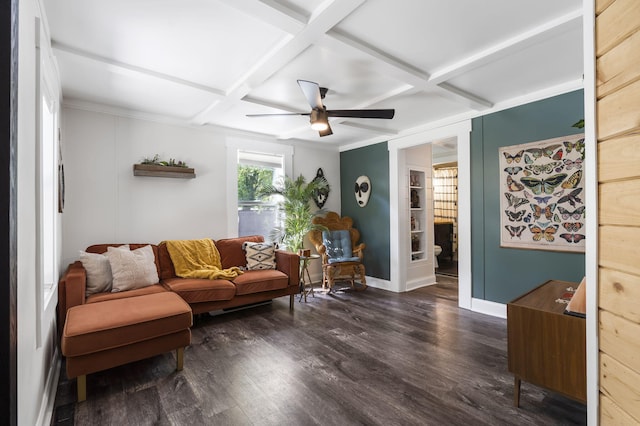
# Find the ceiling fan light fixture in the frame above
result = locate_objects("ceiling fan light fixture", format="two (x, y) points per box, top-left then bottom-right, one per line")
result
(310, 109), (329, 131)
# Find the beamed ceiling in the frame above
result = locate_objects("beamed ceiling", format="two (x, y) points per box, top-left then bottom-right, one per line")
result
(43, 0), (584, 148)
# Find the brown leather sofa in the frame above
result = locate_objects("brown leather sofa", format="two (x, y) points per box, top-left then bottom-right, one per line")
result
(58, 235), (300, 401)
(58, 235), (301, 328)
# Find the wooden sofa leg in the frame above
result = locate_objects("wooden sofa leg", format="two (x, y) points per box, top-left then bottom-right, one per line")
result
(77, 375), (87, 402)
(289, 294), (294, 311)
(176, 347), (184, 371)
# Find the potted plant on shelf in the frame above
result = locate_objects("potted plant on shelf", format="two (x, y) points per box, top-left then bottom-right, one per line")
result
(259, 174), (329, 253)
(133, 154), (195, 178)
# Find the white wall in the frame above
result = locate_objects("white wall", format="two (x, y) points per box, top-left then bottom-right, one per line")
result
(290, 142), (341, 279)
(18, 0), (62, 425)
(61, 107), (341, 270)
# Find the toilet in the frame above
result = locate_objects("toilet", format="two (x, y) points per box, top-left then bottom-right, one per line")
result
(434, 245), (442, 268)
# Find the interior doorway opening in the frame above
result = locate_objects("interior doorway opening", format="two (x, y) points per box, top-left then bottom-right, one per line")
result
(388, 120), (471, 310)
(432, 152), (458, 278)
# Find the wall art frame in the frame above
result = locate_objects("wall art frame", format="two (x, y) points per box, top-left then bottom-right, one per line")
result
(499, 133), (585, 252)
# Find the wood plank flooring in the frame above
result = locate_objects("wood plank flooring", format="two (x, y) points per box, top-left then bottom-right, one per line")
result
(52, 277), (586, 425)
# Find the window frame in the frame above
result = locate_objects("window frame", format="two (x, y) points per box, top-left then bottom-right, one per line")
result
(225, 139), (293, 237)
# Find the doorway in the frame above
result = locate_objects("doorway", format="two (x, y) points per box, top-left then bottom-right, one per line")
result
(388, 120), (471, 310)
(432, 155), (458, 278)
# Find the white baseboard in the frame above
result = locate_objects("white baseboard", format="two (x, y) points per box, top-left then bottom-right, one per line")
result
(363, 276), (393, 291)
(406, 274), (437, 292)
(471, 298), (507, 319)
(37, 349), (61, 426)
(309, 273), (393, 292)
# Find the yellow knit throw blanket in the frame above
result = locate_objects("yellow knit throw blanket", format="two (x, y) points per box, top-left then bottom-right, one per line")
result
(164, 239), (243, 280)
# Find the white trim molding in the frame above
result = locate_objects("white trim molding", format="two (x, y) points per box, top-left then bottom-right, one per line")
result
(471, 298), (507, 319)
(582, 0), (598, 423)
(363, 276), (393, 292)
(406, 275), (437, 292)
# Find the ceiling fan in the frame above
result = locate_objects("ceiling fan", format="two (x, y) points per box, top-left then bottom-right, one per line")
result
(247, 80), (395, 136)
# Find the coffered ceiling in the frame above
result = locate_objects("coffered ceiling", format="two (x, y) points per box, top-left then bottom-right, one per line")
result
(43, 0), (584, 147)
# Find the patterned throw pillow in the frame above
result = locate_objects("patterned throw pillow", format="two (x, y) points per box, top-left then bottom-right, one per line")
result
(242, 241), (277, 270)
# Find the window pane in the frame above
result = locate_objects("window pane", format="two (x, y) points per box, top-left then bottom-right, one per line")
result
(237, 151), (284, 239)
(41, 97), (56, 288)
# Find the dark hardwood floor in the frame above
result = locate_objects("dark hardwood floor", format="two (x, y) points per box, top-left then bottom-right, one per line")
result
(52, 277), (586, 425)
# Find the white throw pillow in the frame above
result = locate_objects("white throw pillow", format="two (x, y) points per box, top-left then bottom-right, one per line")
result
(105, 245), (159, 292)
(78, 247), (127, 295)
(242, 241), (277, 270)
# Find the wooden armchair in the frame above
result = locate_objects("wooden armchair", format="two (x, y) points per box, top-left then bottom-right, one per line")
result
(308, 211), (367, 291)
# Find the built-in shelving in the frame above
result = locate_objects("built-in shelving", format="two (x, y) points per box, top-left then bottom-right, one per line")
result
(409, 169), (426, 262)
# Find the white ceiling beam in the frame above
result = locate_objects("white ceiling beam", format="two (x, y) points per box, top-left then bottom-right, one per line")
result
(339, 121), (399, 134)
(191, 0), (366, 125)
(436, 82), (494, 110)
(51, 41), (226, 97)
(322, 29), (431, 88)
(429, 8), (583, 85)
(218, 0), (306, 34)
(241, 96), (303, 113)
(320, 30), (493, 110)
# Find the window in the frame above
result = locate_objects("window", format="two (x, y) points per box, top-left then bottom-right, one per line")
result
(40, 95), (57, 295)
(36, 17), (60, 313)
(237, 151), (284, 238)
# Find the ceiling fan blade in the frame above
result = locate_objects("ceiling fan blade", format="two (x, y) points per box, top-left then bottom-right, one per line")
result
(319, 123), (333, 137)
(297, 80), (324, 110)
(246, 112), (310, 117)
(326, 109), (395, 119)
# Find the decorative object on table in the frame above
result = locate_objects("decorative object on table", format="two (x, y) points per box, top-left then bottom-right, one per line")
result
(258, 174), (328, 252)
(310, 168), (330, 208)
(133, 154), (195, 178)
(564, 276), (586, 318)
(499, 133), (585, 253)
(354, 175), (371, 207)
(308, 211), (366, 291)
(298, 248), (311, 257)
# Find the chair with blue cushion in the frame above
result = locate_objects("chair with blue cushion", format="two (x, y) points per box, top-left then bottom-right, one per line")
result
(308, 212), (366, 291)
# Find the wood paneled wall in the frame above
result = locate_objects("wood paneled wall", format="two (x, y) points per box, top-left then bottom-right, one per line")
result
(596, 0), (640, 423)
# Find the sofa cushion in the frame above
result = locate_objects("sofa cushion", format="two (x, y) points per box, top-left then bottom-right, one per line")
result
(156, 242), (177, 280)
(215, 235), (263, 269)
(85, 284), (167, 304)
(162, 277), (236, 303)
(62, 292), (192, 357)
(232, 269), (289, 295)
(85, 243), (161, 277)
(243, 241), (277, 270)
(79, 247), (127, 295)
(105, 245), (159, 292)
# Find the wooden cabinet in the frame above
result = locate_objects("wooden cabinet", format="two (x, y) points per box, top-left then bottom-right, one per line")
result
(409, 169), (426, 262)
(507, 280), (586, 406)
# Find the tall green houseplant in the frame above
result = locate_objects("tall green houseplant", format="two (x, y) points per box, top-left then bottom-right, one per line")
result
(259, 174), (329, 252)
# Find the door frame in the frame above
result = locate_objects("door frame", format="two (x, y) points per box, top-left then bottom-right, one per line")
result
(388, 120), (472, 308)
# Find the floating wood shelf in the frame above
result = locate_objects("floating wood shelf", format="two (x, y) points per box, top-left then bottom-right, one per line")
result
(133, 164), (196, 179)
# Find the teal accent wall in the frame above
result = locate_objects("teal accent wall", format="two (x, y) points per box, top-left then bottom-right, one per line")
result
(340, 142), (390, 280)
(471, 90), (585, 303)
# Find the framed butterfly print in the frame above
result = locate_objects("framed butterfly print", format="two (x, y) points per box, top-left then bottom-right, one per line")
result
(499, 133), (585, 252)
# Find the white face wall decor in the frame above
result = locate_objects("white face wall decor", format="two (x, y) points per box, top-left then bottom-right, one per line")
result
(355, 175), (371, 207)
